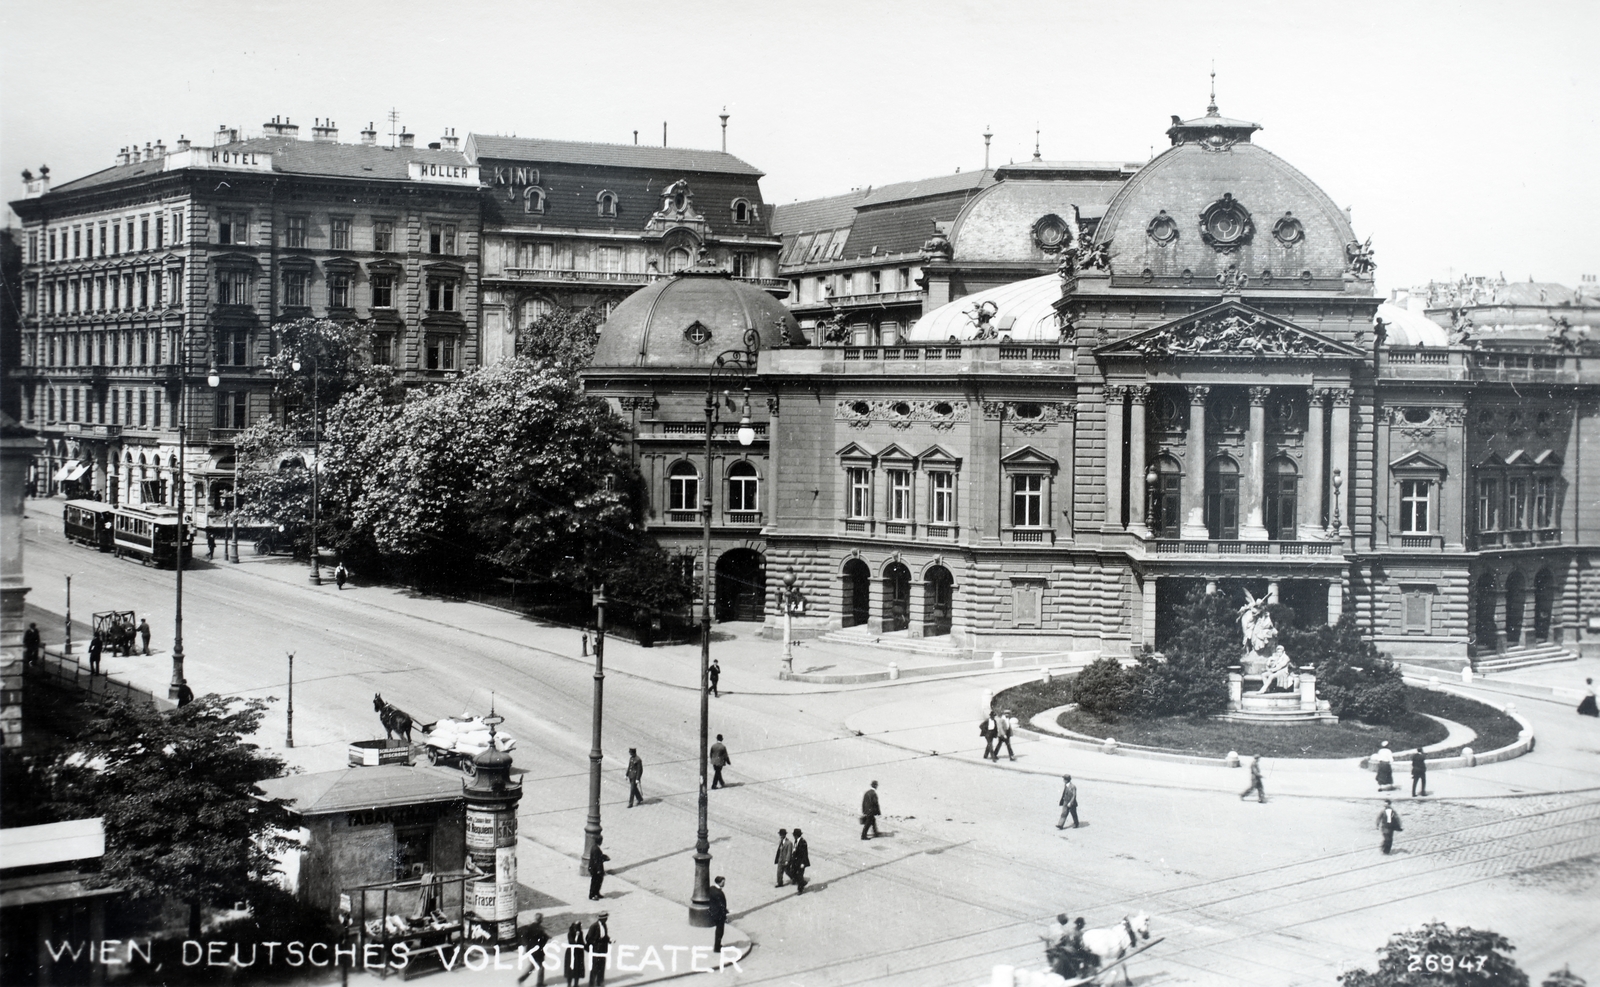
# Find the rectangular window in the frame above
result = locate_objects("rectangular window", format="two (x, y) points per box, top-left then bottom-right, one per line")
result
(888, 469), (912, 521)
(140, 219), (148, 250)
(372, 333), (393, 366)
(596, 246), (623, 273)
(930, 471), (955, 523)
(97, 277), (107, 310)
(442, 225), (457, 255)
(371, 274), (394, 308)
(73, 228), (81, 258)
(374, 220), (394, 252)
(426, 336), (456, 371)
(848, 467), (871, 518)
(173, 210), (183, 244)
(842, 273), (855, 295)
(219, 270), (250, 306)
(155, 216), (164, 248)
(136, 273), (147, 308)
(330, 217), (351, 250)
(1011, 474), (1044, 527)
(48, 231), (56, 260)
(218, 212), (235, 244)
(153, 270), (164, 307)
(1535, 476), (1554, 528)
(669, 468), (699, 512)
(429, 225), (443, 254)
(112, 224), (120, 254)
(285, 215), (306, 248)
(328, 274), (350, 308)
(732, 252), (755, 279)
(284, 272), (307, 307)
(139, 331), (148, 365)
(872, 270), (883, 293)
(139, 390), (148, 427)
(1478, 478), (1500, 532)
(215, 390), (247, 429)
(1399, 479), (1431, 533)
(427, 279), (456, 311)
(99, 225), (107, 256)
(1506, 477), (1528, 529)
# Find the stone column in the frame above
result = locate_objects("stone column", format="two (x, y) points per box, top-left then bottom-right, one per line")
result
(1181, 385), (1210, 539)
(868, 570), (886, 633)
(1, 423), (42, 749)
(1102, 385), (1127, 531)
(1301, 388), (1326, 540)
(1328, 387), (1353, 538)
(1128, 385), (1151, 537)
(1240, 386), (1271, 540)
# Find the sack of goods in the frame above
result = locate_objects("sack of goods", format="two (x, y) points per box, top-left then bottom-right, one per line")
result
(425, 714), (515, 754)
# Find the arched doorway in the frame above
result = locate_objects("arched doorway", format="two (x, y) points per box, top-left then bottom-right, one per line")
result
(1533, 568), (1555, 643)
(1474, 573), (1499, 650)
(841, 559), (871, 628)
(1151, 455), (1182, 538)
(1504, 570), (1526, 646)
(1205, 456), (1240, 540)
(923, 565), (954, 636)
(883, 562), (912, 632)
(714, 548), (765, 622)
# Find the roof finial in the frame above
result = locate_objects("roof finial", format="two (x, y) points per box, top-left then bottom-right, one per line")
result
(1033, 127), (1041, 162)
(983, 125), (993, 170)
(1208, 62), (1218, 116)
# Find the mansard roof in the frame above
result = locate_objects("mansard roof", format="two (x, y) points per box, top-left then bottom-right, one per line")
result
(1095, 300), (1366, 361)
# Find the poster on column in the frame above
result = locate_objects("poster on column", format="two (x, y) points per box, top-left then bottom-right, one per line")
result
(496, 845), (518, 939)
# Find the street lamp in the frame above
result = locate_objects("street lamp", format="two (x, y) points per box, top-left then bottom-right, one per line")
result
(580, 585), (607, 875)
(1329, 468), (1343, 540)
(781, 569), (800, 674)
(690, 328), (760, 926)
(291, 355), (321, 585)
(167, 335), (216, 701)
(1144, 464), (1159, 534)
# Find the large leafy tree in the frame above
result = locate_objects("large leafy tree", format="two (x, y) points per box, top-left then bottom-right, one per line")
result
(1339, 923), (1527, 987)
(515, 303), (604, 369)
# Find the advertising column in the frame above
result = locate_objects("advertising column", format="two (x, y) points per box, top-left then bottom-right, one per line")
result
(462, 714), (523, 944)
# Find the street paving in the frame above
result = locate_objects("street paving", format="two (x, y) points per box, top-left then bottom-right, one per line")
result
(16, 503), (1600, 985)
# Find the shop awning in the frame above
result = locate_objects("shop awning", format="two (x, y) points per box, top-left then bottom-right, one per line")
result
(53, 460), (87, 482)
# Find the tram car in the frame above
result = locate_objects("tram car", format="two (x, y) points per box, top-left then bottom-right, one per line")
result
(63, 499), (116, 551)
(111, 504), (193, 568)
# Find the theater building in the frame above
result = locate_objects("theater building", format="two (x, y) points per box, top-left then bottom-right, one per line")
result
(9, 118), (482, 520)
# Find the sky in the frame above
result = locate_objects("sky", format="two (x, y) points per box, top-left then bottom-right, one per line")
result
(2, 0), (1596, 295)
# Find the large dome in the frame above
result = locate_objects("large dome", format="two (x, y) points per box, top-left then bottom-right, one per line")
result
(591, 270), (800, 368)
(1094, 109), (1360, 291)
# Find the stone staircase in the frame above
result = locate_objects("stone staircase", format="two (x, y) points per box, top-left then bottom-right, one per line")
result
(816, 626), (970, 659)
(1476, 642), (1578, 673)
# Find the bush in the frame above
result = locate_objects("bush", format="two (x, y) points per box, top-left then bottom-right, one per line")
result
(1281, 614), (1408, 724)
(1072, 657), (1137, 722)
(1339, 922), (1527, 987)
(1133, 651), (1229, 718)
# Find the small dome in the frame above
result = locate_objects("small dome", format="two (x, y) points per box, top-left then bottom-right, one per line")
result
(908, 274), (1062, 342)
(947, 166), (1129, 264)
(1377, 302), (1447, 347)
(592, 270), (799, 368)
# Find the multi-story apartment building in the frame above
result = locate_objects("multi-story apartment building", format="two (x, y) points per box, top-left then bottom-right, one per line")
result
(9, 118), (482, 521)
(468, 135), (784, 365)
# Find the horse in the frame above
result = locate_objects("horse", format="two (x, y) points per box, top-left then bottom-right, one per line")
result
(374, 693), (413, 742)
(1082, 912), (1150, 985)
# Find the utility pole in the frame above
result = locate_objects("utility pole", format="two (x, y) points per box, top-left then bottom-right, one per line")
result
(64, 574), (73, 655)
(286, 652), (295, 748)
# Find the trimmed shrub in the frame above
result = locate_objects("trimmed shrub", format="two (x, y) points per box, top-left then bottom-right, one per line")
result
(1072, 657), (1137, 722)
(1280, 613), (1408, 724)
(1133, 651), (1229, 718)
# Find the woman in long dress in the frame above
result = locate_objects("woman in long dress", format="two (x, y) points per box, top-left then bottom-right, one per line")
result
(1579, 677), (1599, 717)
(563, 921), (585, 987)
(1373, 741), (1395, 789)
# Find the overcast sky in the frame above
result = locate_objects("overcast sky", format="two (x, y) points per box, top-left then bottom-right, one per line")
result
(3, 0), (1595, 295)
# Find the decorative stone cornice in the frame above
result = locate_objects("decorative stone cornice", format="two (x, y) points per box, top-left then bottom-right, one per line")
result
(1247, 386), (1272, 405)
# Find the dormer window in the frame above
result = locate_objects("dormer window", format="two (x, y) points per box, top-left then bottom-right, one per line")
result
(524, 187), (546, 214)
(597, 191), (618, 218)
(731, 198), (755, 224)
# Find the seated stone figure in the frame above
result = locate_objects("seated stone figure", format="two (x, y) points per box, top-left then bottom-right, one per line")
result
(1256, 645), (1299, 694)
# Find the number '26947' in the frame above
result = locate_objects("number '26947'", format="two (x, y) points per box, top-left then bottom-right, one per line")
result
(1408, 954), (1489, 973)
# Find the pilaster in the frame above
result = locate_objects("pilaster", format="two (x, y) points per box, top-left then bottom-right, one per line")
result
(1181, 385), (1210, 539)
(1240, 386), (1271, 540)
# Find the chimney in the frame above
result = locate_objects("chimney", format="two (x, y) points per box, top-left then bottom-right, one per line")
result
(154, 140), (167, 158)
(115, 147), (129, 166)
(398, 128), (415, 148)
(311, 118), (339, 142)
(175, 135), (191, 152)
(262, 115), (300, 138)
(360, 121), (377, 145)
(143, 142), (154, 162)
(215, 124), (239, 145)
(439, 128), (459, 151)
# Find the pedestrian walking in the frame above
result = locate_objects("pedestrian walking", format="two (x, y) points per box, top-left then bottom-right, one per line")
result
(709, 734), (731, 789)
(88, 632), (103, 675)
(1057, 774), (1080, 828)
(625, 748), (644, 807)
(177, 679), (194, 707)
(585, 912), (611, 987)
(708, 876), (728, 953)
(22, 622), (40, 664)
(334, 563), (348, 590)
(1377, 799), (1403, 854)
(205, 530), (216, 560)
(1239, 755), (1266, 803)
(137, 618), (151, 655)
(1373, 741), (1395, 791)
(996, 709), (1017, 760)
(587, 837), (609, 900)
(708, 659), (721, 697)
(789, 828), (810, 893)
(517, 913), (550, 987)
(979, 712), (999, 761)
(1578, 677), (1598, 717)
(773, 828), (793, 887)
(860, 780), (881, 840)
(562, 921), (585, 987)
(1410, 751), (1428, 797)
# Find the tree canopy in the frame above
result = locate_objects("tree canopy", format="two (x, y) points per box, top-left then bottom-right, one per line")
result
(1338, 923), (1528, 987)
(515, 303), (604, 369)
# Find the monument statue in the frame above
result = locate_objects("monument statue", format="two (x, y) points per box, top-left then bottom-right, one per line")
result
(1238, 591), (1297, 694)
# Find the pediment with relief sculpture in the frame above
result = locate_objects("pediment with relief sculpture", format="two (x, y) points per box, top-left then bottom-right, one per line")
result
(1095, 301), (1365, 361)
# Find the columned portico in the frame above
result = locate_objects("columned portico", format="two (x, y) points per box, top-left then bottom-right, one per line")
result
(1181, 385), (1211, 539)
(1301, 388), (1326, 539)
(1240, 386), (1271, 540)
(1128, 385), (1151, 537)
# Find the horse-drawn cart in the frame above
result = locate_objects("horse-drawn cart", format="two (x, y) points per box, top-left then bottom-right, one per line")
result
(92, 611), (138, 657)
(419, 714), (516, 779)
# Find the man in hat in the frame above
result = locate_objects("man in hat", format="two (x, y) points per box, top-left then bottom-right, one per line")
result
(708, 876), (729, 952)
(1377, 799), (1403, 854)
(860, 780), (881, 840)
(137, 617), (151, 655)
(587, 836), (609, 900)
(789, 828), (810, 893)
(996, 709), (1016, 760)
(585, 912), (611, 987)
(1240, 755), (1266, 803)
(773, 828), (793, 887)
(626, 749), (644, 807)
(516, 912), (550, 986)
(709, 734), (731, 789)
(708, 658), (721, 698)
(1057, 774), (1079, 829)
(22, 622), (40, 664)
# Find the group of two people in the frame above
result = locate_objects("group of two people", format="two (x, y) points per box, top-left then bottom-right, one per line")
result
(514, 912), (611, 987)
(772, 827), (811, 892)
(1043, 913), (1096, 978)
(980, 709), (1017, 761)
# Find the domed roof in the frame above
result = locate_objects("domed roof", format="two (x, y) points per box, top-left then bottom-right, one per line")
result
(908, 274), (1062, 342)
(1376, 302), (1447, 347)
(1094, 106), (1360, 291)
(591, 269), (799, 369)
(946, 164), (1130, 264)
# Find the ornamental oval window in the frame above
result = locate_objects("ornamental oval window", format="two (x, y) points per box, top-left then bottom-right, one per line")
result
(1152, 395), (1183, 430)
(684, 321), (712, 345)
(1013, 402), (1044, 420)
(932, 401), (954, 416)
(892, 401), (912, 417)
(1477, 409), (1495, 433)
(851, 400), (871, 416)
(1199, 193), (1255, 250)
(1272, 212), (1305, 246)
(1402, 407), (1433, 425)
(1146, 210), (1179, 245)
(1032, 214), (1071, 252)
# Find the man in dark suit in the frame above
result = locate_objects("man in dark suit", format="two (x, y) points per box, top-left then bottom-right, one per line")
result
(1057, 774), (1079, 829)
(516, 913), (550, 986)
(789, 828), (810, 893)
(708, 659), (721, 697)
(1377, 800), (1402, 854)
(860, 781), (881, 840)
(708, 876), (729, 952)
(709, 735), (731, 789)
(585, 912), (611, 987)
(626, 749), (644, 807)
(1410, 751), (1427, 797)
(979, 713), (999, 761)
(587, 836), (609, 900)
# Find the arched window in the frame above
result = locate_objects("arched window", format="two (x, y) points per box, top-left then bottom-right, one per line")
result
(1151, 454), (1182, 538)
(667, 247), (693, 273)
(523, 187), (546, 214)
(731, 198), (752, 224)
(1265, 456), (1299, 540)
(1205, 456), (1240, 540)
(727, 461), (759, 512)
(596, 191), (618, 218)
(668, 461), (700, 513)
